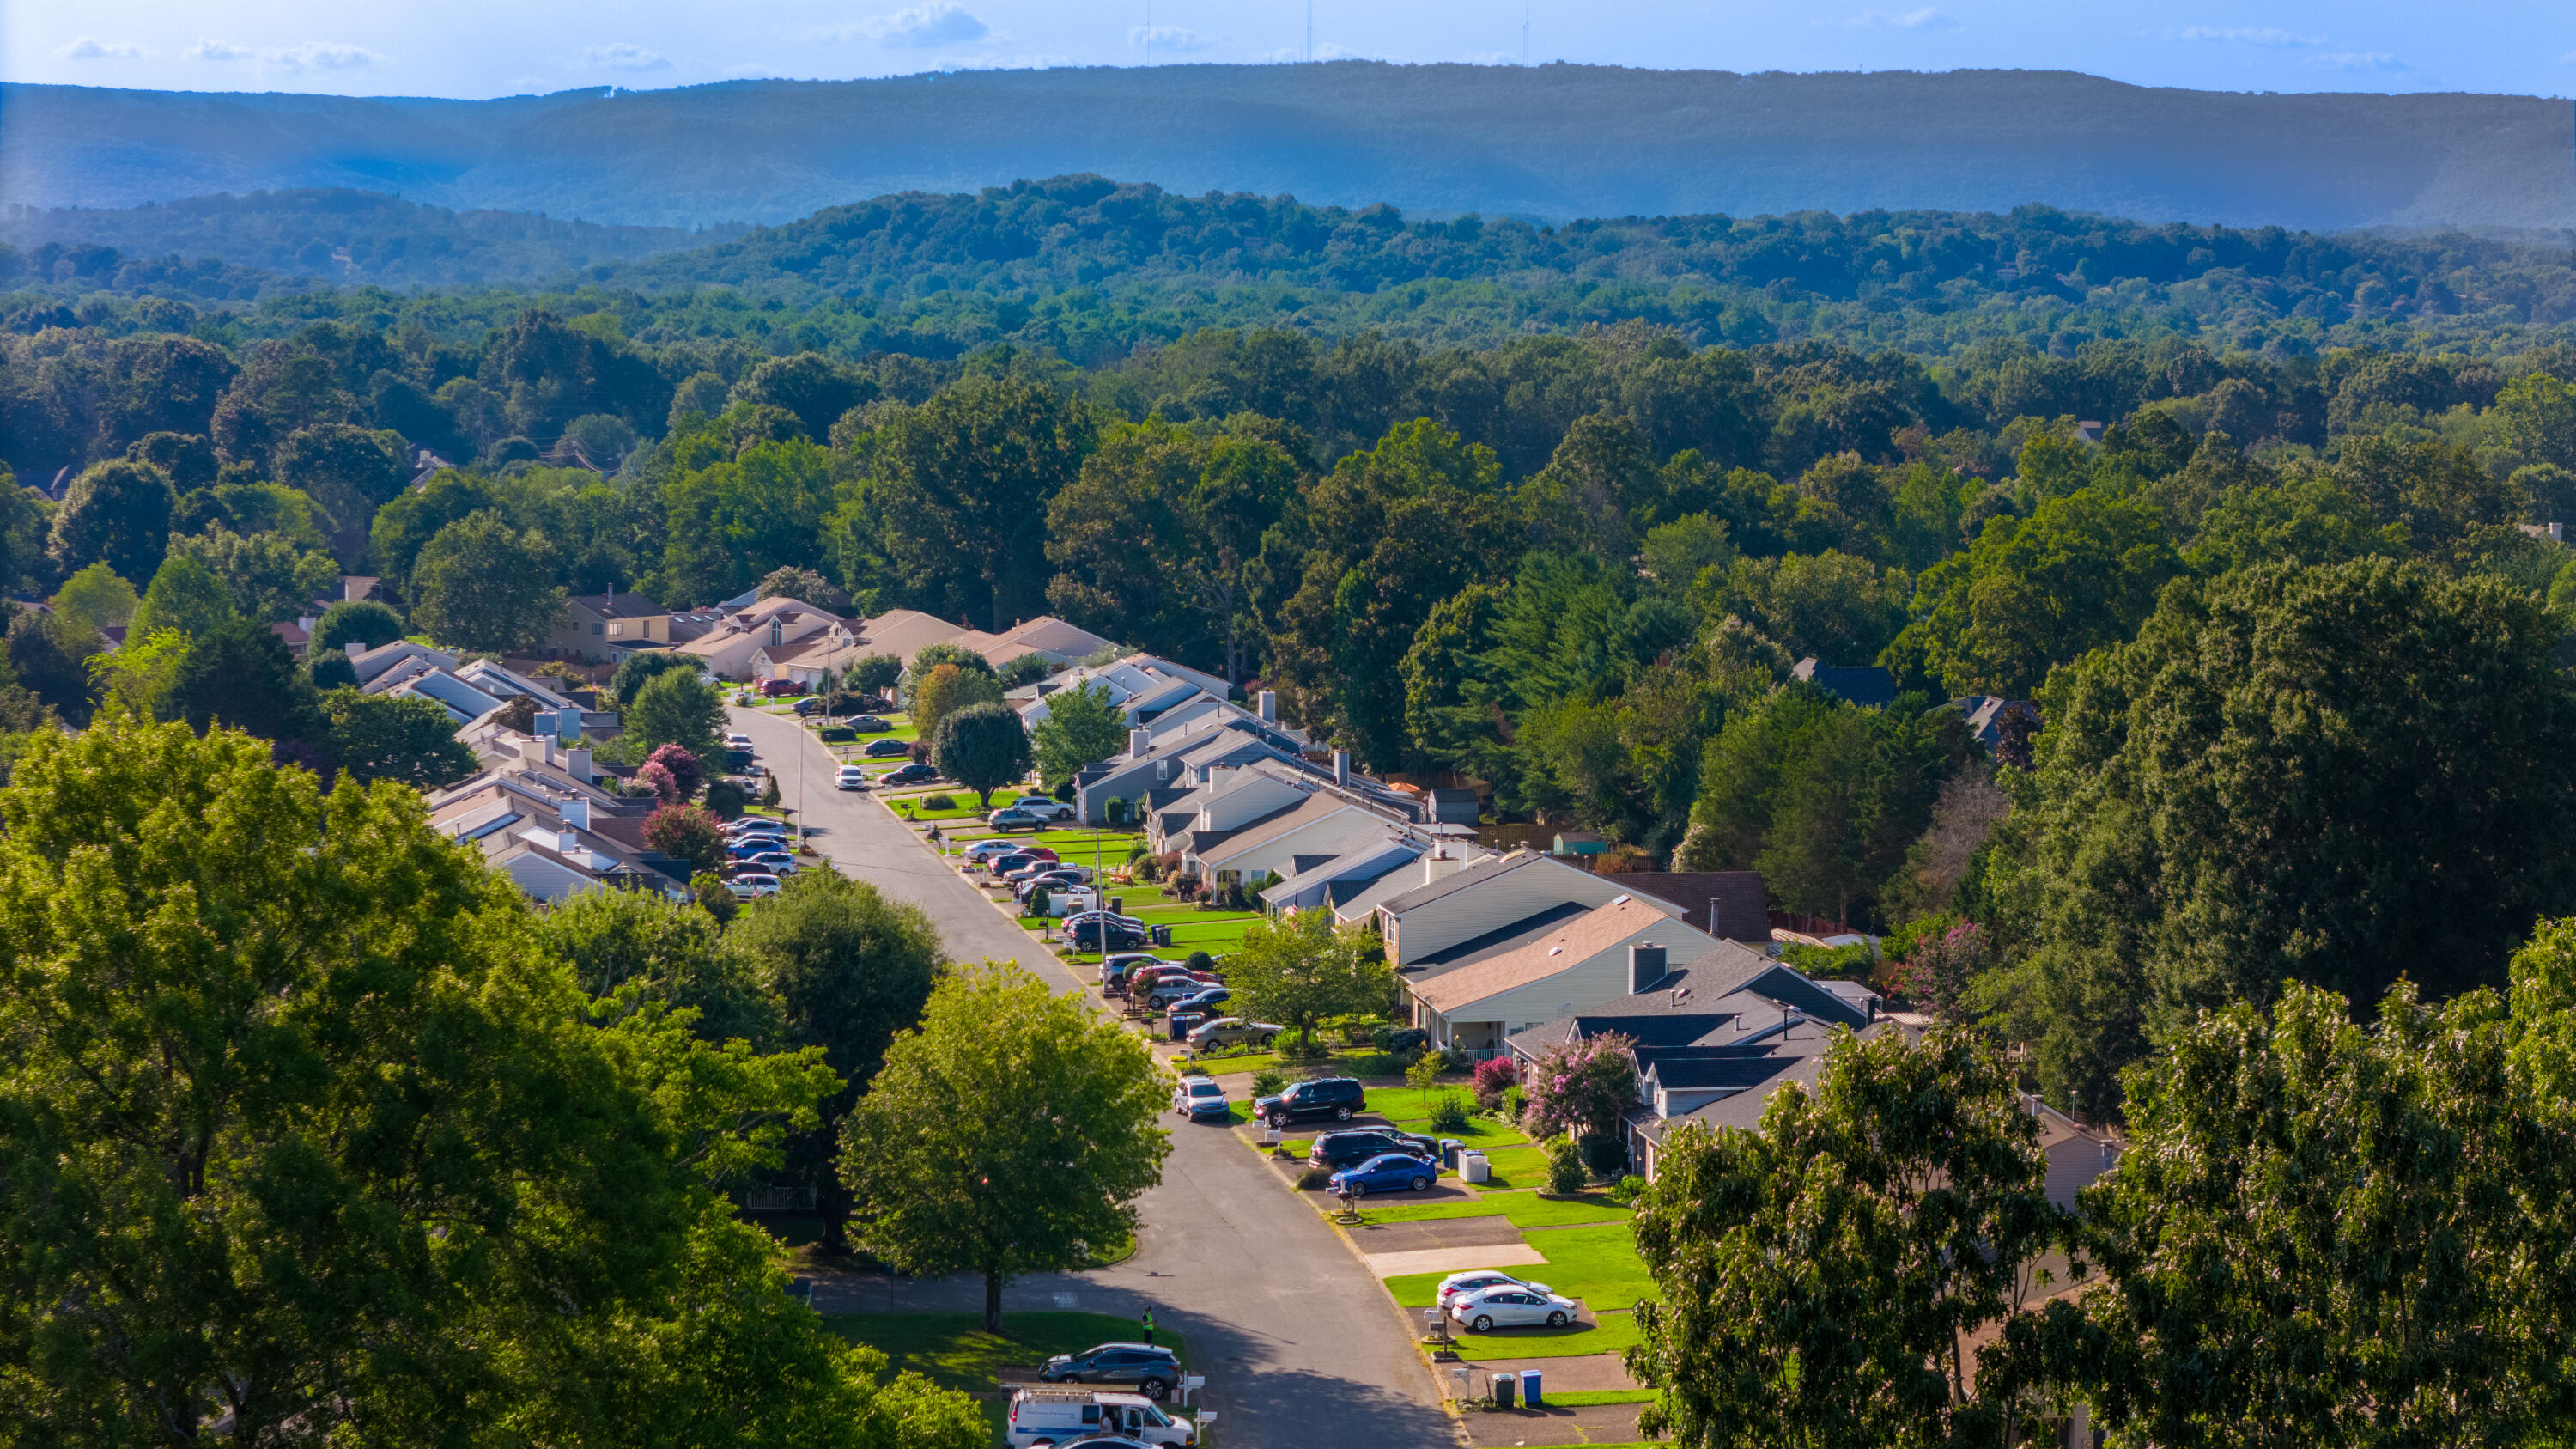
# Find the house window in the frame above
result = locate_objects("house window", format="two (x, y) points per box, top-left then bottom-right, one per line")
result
(608, 622), (623, 636)
(590, 623), (604, 635)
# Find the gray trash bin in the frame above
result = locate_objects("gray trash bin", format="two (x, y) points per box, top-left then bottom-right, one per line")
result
(1440, 1138), (1462, 1170)
(1491, 1373), (1516, 1410)
(1521, 1369), (1542, 1408)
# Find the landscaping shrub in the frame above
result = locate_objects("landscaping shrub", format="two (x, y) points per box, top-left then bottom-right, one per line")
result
(1372, 1025), (1430, 1060)
(702, 779), (748, 819)
(1437, 1047), (1474, 1074)
(1185, 950), (1215, 972)
(922, 793), (957, 810)
(1472, 1056), (1517, 1111)
(1429, 1093), (1472, 1134)
(1504, 1084), (1525, 1120)
(1542, 1135), (1588, 1196)
(1582, 1131), (1629, 1178)
(1027, 886), (1050, 916)
(818, 726), (855, 742)
(1279, 1034), (1332, 1062)
(1250, 1068), (1288, 1097)
(1296, 1166), (1332, 1191)
(1177, 1062), (1210, 1077)
(1609, 1174), (1647, 1206)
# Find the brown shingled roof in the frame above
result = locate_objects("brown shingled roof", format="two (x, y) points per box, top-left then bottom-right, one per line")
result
(1414, 896), (1686, 1014)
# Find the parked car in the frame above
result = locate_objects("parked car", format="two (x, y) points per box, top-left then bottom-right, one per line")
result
(1309, 1128), (1437, 1170)
(741, 850), (798, 875)
(848, 715), (893, 733)
(1255, 1076), (1365, 1126)
(726, 873), (781, 898)
(727, 838), (787, 861)
(1171, 1078), (1230, 1120)
(1016, 798), (1078, 822)
(1436, 1270), (1554, 1312)
(1005, 1389), (1196, 1449)
(1328, 1152), (1437, 1196)
(723, 732), (755, 751)
(1126, 964), (1212, 998)
(881, 763), (939, 785)
(792, 696), (829, 715)
(723, 819), (787, 836)
(1068, 919), (1150, 952)
(758, 678), (801, 697)
(965, 839), (1032, 864)
(1145, 980), (1228, 1013)
(1099, 953), (1170, 991)
(835, 765), (871, 791)
(1003, 860), (1082, 884)
(1014, 872), (1091, 903)
(1449, 1284), (1580, 1332)
(1036, 1343), (1182, 1402)
(863, 738), (913, 758)
(987, 808), (1050, 832)
(1183, 1017), (1282, 1050)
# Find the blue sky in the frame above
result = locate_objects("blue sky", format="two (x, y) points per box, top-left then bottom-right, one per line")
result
(11, 0), (2573, 100)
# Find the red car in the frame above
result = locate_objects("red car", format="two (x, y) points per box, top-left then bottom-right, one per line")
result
(758, 678), (802, 698)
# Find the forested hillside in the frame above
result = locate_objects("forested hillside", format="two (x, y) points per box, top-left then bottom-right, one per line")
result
(10, 179), (2576, 367)
(7, 65), (2572, 230)
(0, 190), (738, 288)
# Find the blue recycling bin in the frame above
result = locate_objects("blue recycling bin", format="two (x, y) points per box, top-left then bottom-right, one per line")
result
(1521, 1369), (1542, 1407)
(1170, 1012), (1204, 1042)
(1440, 1138), (1462, 1170)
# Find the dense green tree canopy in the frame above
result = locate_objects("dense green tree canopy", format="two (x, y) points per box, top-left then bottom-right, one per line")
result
(931, 700), (1032, 809)
(409, 511), (568, 654)
(1030, 680), (1129, 790)
(2001, 557), (2576, 1117)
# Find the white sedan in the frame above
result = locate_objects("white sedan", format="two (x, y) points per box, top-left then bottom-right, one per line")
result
(1436, 1270), (1554, 1312)
(835, 765), (870, 791)
(1449, 1283), (1580, 1332)
(724, 732), (755, 751)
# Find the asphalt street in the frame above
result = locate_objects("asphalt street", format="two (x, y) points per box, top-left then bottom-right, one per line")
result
(726, 706), (1452, 1449)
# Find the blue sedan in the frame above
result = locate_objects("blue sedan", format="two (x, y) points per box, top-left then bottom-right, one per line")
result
(1327, 1152), (1437, 1196)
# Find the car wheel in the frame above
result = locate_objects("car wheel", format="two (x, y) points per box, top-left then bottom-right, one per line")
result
(1334, 1105), (1352, 1120)
(1139, 1377), (1170, 1402)
(1547, 1311), (1567, 1327)
(1409, 1175), (1430, 1192)
(1058, 1374), (1081, 1385)
(1470, 1315), (1493, 1333)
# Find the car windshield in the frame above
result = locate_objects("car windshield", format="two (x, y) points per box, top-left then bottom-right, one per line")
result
(1188, 1082), (1223, 1097)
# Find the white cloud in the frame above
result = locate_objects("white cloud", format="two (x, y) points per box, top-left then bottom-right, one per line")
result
(580, 42), (670, 71)
(185, 38), (254, 60)
(847, 3), (989, 47)
(1821, 9), (1959, 31)
(56, 36), (145, 60)
(272, 41), (380, 71)
(2172, 25), (2324, 46)
(2307, 50), (2407, 70)
(1130, 25), (1218, 52)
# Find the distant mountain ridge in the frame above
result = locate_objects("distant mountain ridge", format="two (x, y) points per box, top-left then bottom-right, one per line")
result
(3, 64), (2572, 234)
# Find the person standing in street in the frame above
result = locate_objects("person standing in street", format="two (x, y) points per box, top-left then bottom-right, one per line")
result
(1139, 1308), (1157, 1347)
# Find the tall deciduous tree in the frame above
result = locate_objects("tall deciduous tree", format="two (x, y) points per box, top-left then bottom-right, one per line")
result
(873, 378), (1096, 631)
(165, 615), (327, 751)
(627, 668), (726, 758)
(310, 598), (407, 657)
(644, 802), (727, 875)
(1223, 910), (1394, 1051)
(1629, 1027), (2078, 1449)
(730, 872), (944, 1253)
(2075, 978), (2556, 1448)
(1030, 680), (1129, 790)
(932, 701), (1031, 809)
(2002, 557), (2576, 1119)
(319, 686), (477, 788)
(0, 716), (944, 1448)
(49, 457), (177, 586)
(52, 561), (141, 636)
(410, 511), (568, 654)
(841, 961), (1169, 1330)
(912, 661), (1003, 750)
(130, 551), (240, 642)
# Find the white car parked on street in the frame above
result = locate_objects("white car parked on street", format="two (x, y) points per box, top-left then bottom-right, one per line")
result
(835, 764), (870, 791)
(1448, 1283), (1580, 1332)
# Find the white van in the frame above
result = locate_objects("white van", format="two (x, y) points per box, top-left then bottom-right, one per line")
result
(1005, 1389), (1196, 1447)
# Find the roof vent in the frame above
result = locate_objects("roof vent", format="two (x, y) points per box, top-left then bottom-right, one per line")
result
(1610, 893), (1631, 906)
(1547, 947), (1563, 956)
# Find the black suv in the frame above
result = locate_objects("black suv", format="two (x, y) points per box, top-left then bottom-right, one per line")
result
(1036, 1342), (1183, 1401)
(1308, 1127), (1437, 1169)
(1255, 1076), (1365, 1127)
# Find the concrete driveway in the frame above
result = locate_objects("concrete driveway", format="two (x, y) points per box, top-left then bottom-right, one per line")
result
(726, 706), (1453, 1449)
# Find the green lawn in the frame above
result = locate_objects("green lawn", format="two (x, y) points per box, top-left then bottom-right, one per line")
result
(1514, 1388), (1657, 1408)
(823, 1311), (1184, 1393)
(1198, 1048), (1410, 1080)
(1448, 1309), (1648, 1361)
(889, 788), (1032, 820)
(1358, 1190), (1631, 1230)
(1469, 1143), (1557, 1190)
(1381, 1223), (1652, 1316)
